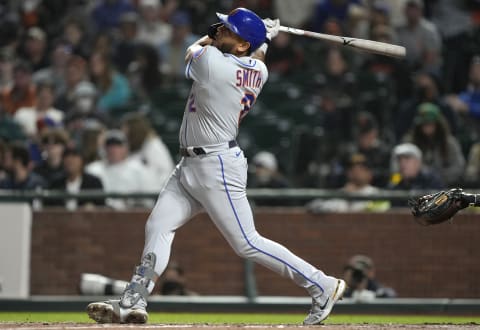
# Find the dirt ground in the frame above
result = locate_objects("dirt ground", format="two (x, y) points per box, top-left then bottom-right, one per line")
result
(1, 324), (479, 330)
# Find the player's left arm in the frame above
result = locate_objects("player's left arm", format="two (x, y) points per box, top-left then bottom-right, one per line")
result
(252, 18), (280, 62)
(185, 35), (213, 63)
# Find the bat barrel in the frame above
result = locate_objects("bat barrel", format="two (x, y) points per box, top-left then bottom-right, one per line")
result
(278, 25), (406, 59)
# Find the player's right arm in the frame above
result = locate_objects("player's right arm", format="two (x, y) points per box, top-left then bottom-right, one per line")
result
(252, 18), (280, 62)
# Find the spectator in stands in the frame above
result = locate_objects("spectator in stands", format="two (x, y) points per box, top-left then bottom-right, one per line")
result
(388, 142), (444, 191)
(91, 32), (114, 58)
(0, 115), (26, 142)
(20, 27), (49, 72)
(33, 129), (70, 186)
(128, 43), (163, 103)
(33, 39), (73, 95)
(396, 71), (458, 140)
(272, 0), (316, 29)
(14, 81), (64, 137)
(160, 261), (197, 296)
(342, 255), (396, 302)
(396, 0), (442, 73)
(369, 2), (392, 32)
(80, 124), (106, 165)
(428, 0), (473, 93)
(306, 48), (356, 147)
(122, 113), (174, 191)
(0, 142), (47, 190)
(56, 55), (96, 113)
(446, 55), (480, 150)
(382, 0), (408, 28)
(249, 151), (289, 206)
(0, 15), (19, 54)
(306, 153), (388, 213)
(70, 83), (98, 117)
(0, 49), (14, 90)
(62, 16), (90, 58)
(85, 129), (155, 210)
(464, 142), (480, 188)
(114, 12), (140, 74)
(91, 0), (136, 32)
(251, 151), (289, 189)
(158, 11), (198, 80)
(339, 112), (391, 187)
(17, 0), (57, 32)
(402, 103), (465, 186)
(0, 141), (12, 182)
(265, 32), (303, 77)
(47, 146), (104, 210)
(447, 55), (480, 120)
(1, 61), (36, 115)
(89, 51), (132, 115)
(311, 0), (362, 33)
(136, 0), (172, 47)
(362, 23), (411, 101)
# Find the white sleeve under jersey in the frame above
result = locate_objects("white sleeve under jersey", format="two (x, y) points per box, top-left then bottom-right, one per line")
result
(179, 45), (269, 147)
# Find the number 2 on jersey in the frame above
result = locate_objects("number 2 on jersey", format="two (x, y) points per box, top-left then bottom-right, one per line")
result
(239, 93), (256, 124)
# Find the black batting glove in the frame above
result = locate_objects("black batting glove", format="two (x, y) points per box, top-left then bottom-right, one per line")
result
(208, 22), (223, 39)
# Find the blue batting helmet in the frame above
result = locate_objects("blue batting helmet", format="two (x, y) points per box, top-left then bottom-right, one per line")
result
(216, 8), (266, 52)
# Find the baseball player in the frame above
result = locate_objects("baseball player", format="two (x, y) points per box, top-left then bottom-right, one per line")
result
(87, 8), (346, 325)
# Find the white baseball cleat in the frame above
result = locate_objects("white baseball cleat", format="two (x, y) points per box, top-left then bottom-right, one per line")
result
(303, 279), (347, 325)
(86, 299), (148, 324)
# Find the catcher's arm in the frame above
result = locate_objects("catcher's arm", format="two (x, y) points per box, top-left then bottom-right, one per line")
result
(409, 188), (478, 226)
(461, 192), (480, 207)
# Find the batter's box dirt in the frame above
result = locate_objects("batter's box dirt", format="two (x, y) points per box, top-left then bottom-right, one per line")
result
(1, 324), (480, 330)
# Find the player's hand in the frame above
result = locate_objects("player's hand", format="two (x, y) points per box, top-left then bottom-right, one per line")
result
(208, 22), (223, 40)
(263, 18), (280, 41)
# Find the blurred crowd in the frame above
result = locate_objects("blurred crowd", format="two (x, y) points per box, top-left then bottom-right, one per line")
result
(0, 0), (480, 210)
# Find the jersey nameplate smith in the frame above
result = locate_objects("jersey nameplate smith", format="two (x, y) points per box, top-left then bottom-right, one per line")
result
(236, 69), (263, 88)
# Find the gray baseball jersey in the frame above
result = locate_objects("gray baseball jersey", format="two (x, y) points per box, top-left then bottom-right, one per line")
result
(180, 45), (268, 147)
(132, 44), (337, 307)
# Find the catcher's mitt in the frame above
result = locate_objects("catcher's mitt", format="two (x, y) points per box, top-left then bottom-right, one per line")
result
(408, 188), (469, 226)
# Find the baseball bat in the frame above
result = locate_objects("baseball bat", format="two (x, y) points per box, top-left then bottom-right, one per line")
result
(278, 26), (406, 59)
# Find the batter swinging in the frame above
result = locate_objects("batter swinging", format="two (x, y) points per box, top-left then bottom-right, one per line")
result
(87, 8), (346, 325)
